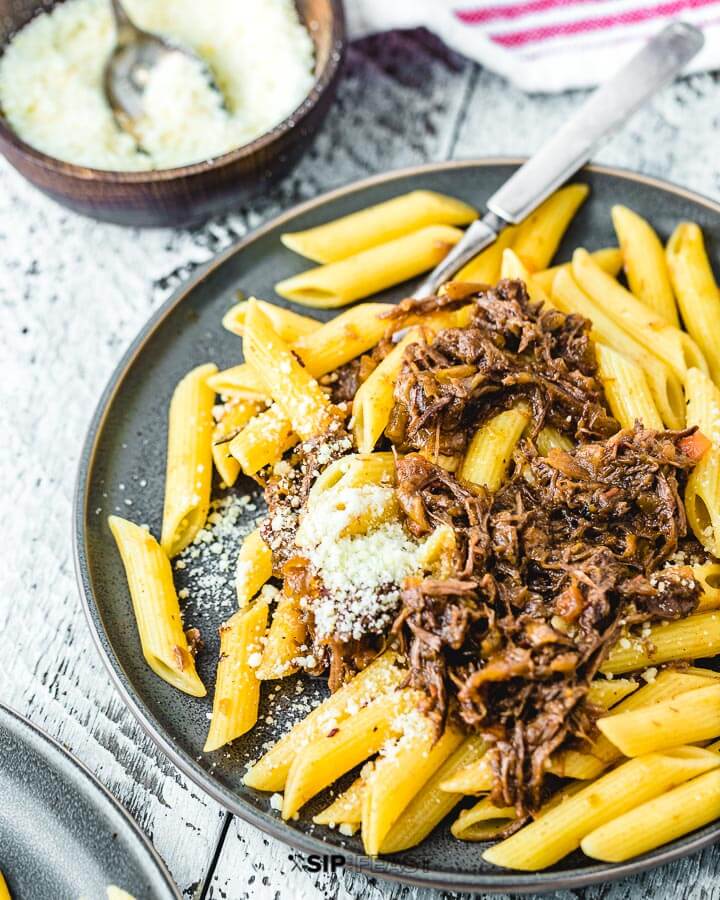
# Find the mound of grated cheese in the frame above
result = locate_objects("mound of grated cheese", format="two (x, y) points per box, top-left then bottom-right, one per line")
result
(296, 485), (426, 642)
(0, 0), (315, 171)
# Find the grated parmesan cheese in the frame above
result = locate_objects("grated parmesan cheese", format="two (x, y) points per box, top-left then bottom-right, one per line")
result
(0, 0), (315, 171)
(295, 485), (426, 641)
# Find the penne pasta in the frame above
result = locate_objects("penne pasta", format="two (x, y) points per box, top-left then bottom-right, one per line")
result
(0, 872), (10, 900)
(160, 362), (217, 558)
(308, 452), (396, 507)
(362, 719), (464, 855)
(228, 404), (298, 476)
(460, 404), (531, 492)
(456, 225), (518, 283)
(483, 747), (720, 870)
(692, 561), (720, 612)
(535, 426), (573, 455)
(452, 797), (518, 842)
(211, 398), (265, 488)
(275, 225), (463, 309)
(235, 529), (272, 608)
(533, 247), (622, 294)
(222, 299), (321, 341)
(595, 342), (663, 430)
(203, 599), (269, 752)
(243, 300), (333, 439)
(243, 651), (405, 791)
(207, 363), (268, 401)
(601, 611), (720, 674)
(500, 248), (550, 306)
(292, 302), (393, 375)
(108, 516), (206, 697)
(551, 268), (685, 429)
(581, 768), (720, 862)
(598, 683), (720, 756)
(440, 753), (493, 794)
(511, 183), (589, 272)
(612, 205), (680, 326)
(282, 689), (418, 819)
(667, 222), (720, 386)
(586, 677), (638, 709)
(684, 367), (720, 555)
(281, 190), (477, 263)
(548, 670), (716, 779)
(352, 330), (422, 453)
(378, 735), (487, 854)
(571, 248), (707, 382)
(255, 590), (307, 680)
(313, 769), (369, 827)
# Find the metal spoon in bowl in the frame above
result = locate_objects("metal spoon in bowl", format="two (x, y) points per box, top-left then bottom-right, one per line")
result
(104, 0), (226, 132)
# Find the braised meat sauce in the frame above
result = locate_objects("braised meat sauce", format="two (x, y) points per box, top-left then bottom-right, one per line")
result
(258, 279), (706, 815)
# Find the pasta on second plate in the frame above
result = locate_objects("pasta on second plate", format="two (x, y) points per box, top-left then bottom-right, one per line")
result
(109, 185), (720, 871)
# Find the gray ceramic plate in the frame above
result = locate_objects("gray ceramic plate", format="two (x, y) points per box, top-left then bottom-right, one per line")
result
(74, 160), (720, 893)
(0, 703), (179, 900)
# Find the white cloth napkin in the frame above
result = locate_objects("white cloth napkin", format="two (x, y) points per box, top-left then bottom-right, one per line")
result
(346, 0), (720, 92)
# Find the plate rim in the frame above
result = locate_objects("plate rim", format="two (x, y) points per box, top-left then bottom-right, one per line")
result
(73, 157), (720, 893)
(0, 701), (181, 900)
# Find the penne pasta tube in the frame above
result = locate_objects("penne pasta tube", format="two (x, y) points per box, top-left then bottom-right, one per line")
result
(548, 670), (716, 778)
(222, 299), (321, 341)
(313, 769), (369, 827)
(511, 183), (589, 272)
(598, 683), (720, 756)
(601, 611), (720, 674)
(212, 398), (265, 488)
(535, 426), (573, 455)
(586, 677), (638, 709)
(207, 363), (268, 401)
(551, 268), (685, 429)
(352, 330), (422, 453)
(533, 247), (622, 294)
(595, 342), (663, 430)
(160, 362), (217, 558)
(483, 747), (720, 871)
(460, 404), (531, 492)
(452, 797), (518, 842)
(378, 735), (487, 854)
(440, 752), (494, 794)
(228, 404), (298, 477)
(308, 452), (396, 507)
(243, 651), (405, 791)
(571, 248), (708, 382)
(235, 529), (272, 607)
(281, 190), (477, 263)
(108, 516), (206, 697)
(292, 302), (393, 375)
(500, 248), (551, 306)
(684, 367), (720, 555)
(282, 689), (418, 819)
(456, 225), (517, 283)
(696, 563), (720, 611)
(243, 300), (333, 440)
(667, 222), (720, 386)
(611, 205), (680, 326)
(203, 599), (269, 752)
(362, 720), (464, 855)
(275, 225), (464, 309)
(581, 768), (720, 862)
(0, 874), (10, 900)
(255, 590), (307, 680)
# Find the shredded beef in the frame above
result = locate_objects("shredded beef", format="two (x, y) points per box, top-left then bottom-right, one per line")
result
(392, 427), (702, 813)
(385, 280), (617, 464)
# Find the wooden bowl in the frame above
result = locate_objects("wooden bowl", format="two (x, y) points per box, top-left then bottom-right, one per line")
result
(0, 0), (346, 227)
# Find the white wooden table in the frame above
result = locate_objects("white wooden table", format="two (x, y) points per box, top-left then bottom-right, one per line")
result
(2, 29), (720, 900)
